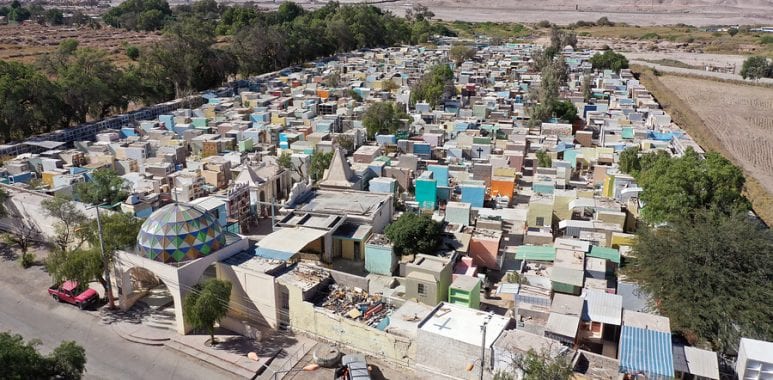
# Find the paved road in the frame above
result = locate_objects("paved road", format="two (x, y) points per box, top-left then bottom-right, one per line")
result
(0, 256), (238, 380)
(629, 59), (773, 85)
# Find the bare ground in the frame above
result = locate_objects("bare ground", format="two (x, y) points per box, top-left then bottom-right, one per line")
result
(637, 70), (773, 223)
(0, 24), (160, 65)
(376, 0), (773, 26)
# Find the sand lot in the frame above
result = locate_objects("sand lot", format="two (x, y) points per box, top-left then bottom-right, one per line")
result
(378, 0), (773, 26)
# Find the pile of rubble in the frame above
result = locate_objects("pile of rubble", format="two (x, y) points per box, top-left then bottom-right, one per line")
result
(321, 284), (393, 328)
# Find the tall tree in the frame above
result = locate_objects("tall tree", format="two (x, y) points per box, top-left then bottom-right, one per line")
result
(410, 64), (455, 108)
(0, 61), (67, 142)
(362, 102), (406, 139)
(141, 17), (235, 98)
(385, 213), (443, 256)
(183, 278), (232, 345)
(309, 151), (334, 182)
(449, 43), (477, 64)
(628, 210), (773, 352)
(75, 169), (128, 206)
(47, 212), (142, 298)
(618, 147), (641, 176)
(589, 51), (629, 72)
(277, 151), (305, 179)
(637, 149), (749, 223)
(581, 74), (592, 102)
(39, 42), (134, 123)
(740, 56), (772, 80)
(0, 332), (87, 380)
(41, 195), (87, 253)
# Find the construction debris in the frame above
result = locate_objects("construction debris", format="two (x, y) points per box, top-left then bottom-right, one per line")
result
(320, 284), (394, 328)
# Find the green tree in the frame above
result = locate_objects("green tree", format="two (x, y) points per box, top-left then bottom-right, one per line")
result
(589, 50), (629, 71)
(410, 63), (454, 108)
(516, 349), (573, 380)
(740, 56), (772, 80)
(44, 8), (64, 25)
(581, 74), (592, 102)
(141, 17), (236, 98)
(385, 213), (442, 256)
(448, 43), (476, 64)
(39, 42), (134, 123)
(549, 26), (577, 49)
(536, 150), (552, 168)
(102, 0), (172, 31)
(0, 187), (7, 217)
(125, 45), (140, 60)
(277, 151), (305, 178)
(618, 147), (641, 176)
(628, 210), (773, 352)
(309, 151), (334, 181)
(337, 134), (355, 153)
(47, 212), (141, 299)
(75, 169), (128, 206)
(362, 101), (406, 139)
(78, 212), (143, 259)
(637, 149), (750, 223)
(551, 100), (577, 123)
(42, 195), (87, 253)
(216, 6), (258, 35)
(183, 279), (232, 345)
(0, 332), (87, 379)
(0, 61), (67, 142)
(231, 21), (289, 76)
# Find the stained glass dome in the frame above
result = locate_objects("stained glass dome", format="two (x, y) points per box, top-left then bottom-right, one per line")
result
(136, 203), (226, 264)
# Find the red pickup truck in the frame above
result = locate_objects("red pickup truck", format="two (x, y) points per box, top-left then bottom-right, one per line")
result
(48, 281), (99, 310)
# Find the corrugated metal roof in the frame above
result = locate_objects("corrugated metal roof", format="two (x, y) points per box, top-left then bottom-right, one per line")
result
(588, 246), (621, 264)
(514, 245), (556, 261)
(583, 289), (622, 325)
(619, 326), (674, 378)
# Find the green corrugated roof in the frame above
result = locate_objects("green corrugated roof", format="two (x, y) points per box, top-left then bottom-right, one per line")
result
(515, 246), (556, 261)
(588, 246), (621, 264)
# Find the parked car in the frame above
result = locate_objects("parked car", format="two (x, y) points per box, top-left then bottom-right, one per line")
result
(48, 281), (99, 310)
(334, 354), (371, 380)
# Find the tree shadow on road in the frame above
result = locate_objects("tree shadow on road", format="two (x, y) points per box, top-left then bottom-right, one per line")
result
(0, 243), (17, 261)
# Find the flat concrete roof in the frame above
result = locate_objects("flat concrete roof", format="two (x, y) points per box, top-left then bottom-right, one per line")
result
(450, 275), (480, 291)
(419, 302), (510, 347)
(739, 338), (773, 362)
(493, 329), (561, 355)
(386, 301), (435, 339)
(550, 293), (584, 316)
(299, 189), (389, 218)
(257, 227), (327, 254)
(622, 310), (670, 333)
(546, 312), (580, 338)
(683, 346), (720, 380)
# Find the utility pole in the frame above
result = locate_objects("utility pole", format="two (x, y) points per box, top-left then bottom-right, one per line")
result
(95, 202), (115, 309)
(479, 313), (492, 380)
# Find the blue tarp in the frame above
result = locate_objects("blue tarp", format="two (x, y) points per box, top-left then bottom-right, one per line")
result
(619, 326), (674, 379)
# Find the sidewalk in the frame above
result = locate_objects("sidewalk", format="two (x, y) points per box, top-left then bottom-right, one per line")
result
(166, 330), (316, 380)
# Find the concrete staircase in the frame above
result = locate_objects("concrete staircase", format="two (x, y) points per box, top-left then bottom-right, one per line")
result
(145, 307), (176, 331)
(111, 321), (173, 346)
